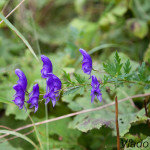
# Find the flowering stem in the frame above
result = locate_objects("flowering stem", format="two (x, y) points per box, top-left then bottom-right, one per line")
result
(115, 96), (120, 150)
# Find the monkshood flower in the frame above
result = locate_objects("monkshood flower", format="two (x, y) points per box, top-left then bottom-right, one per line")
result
(43, 74), (61, 107)
(12, 69), (27, 109)
(79, 48), (92, 76)
(91, 75), (102, 103)
(15, 69), (27, 91)
(27, 83), (39, 113)
(41, 55), (53, 78)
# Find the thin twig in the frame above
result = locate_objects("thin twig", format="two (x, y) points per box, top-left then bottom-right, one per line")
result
(115, 96), (120, 150)
(28, 114), (43, 150)
(0, 125), (13, 131)
(0, 93), (150, 139)
(0, 0), (25, 25)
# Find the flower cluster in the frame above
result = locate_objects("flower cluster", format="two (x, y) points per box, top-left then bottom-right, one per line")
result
(12, 48), (101, 112)
(12, 55), (61, 112)
(80, 48), (102, 103)
(41, 55), (61, 107)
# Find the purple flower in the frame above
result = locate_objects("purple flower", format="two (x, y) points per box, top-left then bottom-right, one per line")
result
(12, 69), (27, 109)
(27, 83), (39, 113)
(91, 75), (102, 103)
(79, 48), (92, 75)
(43, 74), (61, 107)
(15, 69), (27, 91)
(41, 55), (53, 78)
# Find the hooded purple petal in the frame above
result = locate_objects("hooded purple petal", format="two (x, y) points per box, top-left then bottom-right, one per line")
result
(90, 75), (102, 103)
(13, 84), (25, 99)
(15, 69), (27, 91)
(41, 55), (53, 78)
(13, 69), (27, 109)
(91, 75), (100, 89)
(79, 49), (92, 75)
(27, 83), (39, 113)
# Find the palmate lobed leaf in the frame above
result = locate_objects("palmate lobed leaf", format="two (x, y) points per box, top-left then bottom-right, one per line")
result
(32, 116), (82, 150)
(67, 86), (147, 137)
(69, 106), (148, 137)
(0, 141), (23, 150)
(5, 104), (31, 120)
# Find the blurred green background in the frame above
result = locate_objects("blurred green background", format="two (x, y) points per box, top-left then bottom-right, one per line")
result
(0, 0), (150, 150)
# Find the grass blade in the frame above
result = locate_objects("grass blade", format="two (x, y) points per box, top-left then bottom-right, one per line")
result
(0, 13), (39, 61)
(0, 130), (39, 150)
(28, 114), (44, 150)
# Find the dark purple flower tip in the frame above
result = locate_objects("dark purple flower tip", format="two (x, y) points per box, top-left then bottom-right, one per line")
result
(41, 55), (53, 78)
(79, 48), (92, 75)
(27, 83), (39, 113)
(44, 74), (61, 106)
(15, 69), (27, 91)
(91, 75), (102, 103)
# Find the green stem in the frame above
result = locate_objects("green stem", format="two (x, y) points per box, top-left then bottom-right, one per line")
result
(45, 104), (49, 150)
(28, 114), (43, 150)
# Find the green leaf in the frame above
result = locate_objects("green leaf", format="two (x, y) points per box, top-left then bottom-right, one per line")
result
(114, 51), (123, 76)
(74, 73), (85, 84)
(137, 62), (146, 81)
(103, 51), (123, 77)
(124, 59), (131, 74)
(63, 70), (72, 82)
(5, 104), (31, 120)
(0, 130), (38, 149)
(63, 86), (81, 96)
(0, 141), (23, 150)
(103, 63), (116, 76)
(0, 13), (39, 61)
(144, 43), (150, 62)
(0, 96), (14, 105)
(32, 116), (82, 150)
(129, 0), (150, 21)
